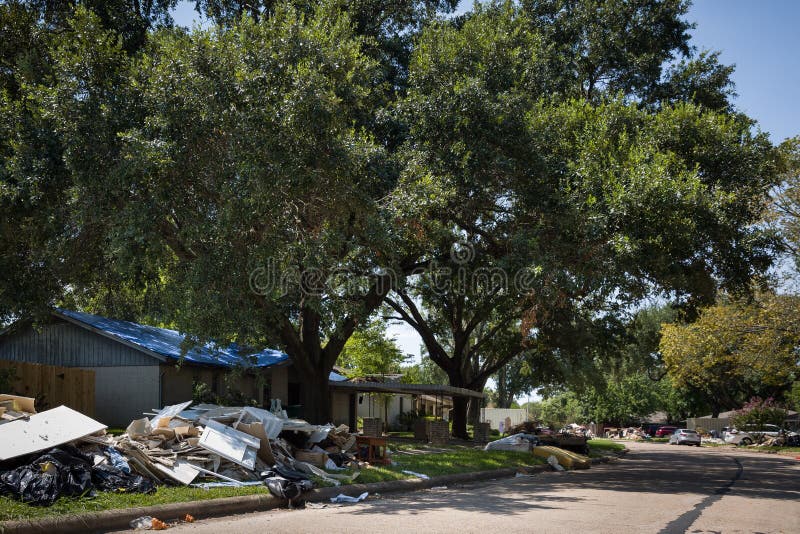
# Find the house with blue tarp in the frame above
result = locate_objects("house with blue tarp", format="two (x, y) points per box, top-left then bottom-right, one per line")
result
(0, 309), (350, 426)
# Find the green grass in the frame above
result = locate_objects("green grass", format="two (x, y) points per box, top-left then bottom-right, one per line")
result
(648, 437), (670, 443)
(346, 443), (544, 484)
(0, 442), (545, 522)
(587, 438), (626, 452)
(0, 485), (270, 522)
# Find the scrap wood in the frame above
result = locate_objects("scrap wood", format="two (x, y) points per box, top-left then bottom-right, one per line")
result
(0, 394), (36, 414)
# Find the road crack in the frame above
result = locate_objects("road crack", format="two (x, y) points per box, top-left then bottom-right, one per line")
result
(658, 456), (743, 534)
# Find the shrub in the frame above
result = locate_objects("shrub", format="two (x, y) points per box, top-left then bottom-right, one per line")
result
(731, 397), (787, 441)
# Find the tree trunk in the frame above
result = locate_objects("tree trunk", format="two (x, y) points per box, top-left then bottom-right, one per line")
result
(467, 396), (481, 428)
(451, 396), (470, 439)
(301, 368), (333, 423)
(467, 376), (487, 428)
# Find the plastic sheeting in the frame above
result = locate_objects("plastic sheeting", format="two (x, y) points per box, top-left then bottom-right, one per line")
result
(483, 433), (539, 453)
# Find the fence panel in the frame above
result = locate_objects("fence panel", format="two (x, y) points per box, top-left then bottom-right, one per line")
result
(0, 359), (95, 416)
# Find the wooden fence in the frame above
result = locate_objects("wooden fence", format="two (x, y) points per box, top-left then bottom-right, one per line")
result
(0, 359), (95, 416)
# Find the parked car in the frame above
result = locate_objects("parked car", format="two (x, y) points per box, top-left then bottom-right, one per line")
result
(669, 428), (702, 446)
(654, 426), (678, 437)
(723, 424), (792, 446)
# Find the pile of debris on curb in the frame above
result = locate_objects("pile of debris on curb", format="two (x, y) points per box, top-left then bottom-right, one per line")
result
(0, 394), (361, 507)
(500, 421), (591, 454)
(603, 427), (648, 440)
(483, 421), (593, 469)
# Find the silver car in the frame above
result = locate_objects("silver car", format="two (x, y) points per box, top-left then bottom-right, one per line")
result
(669, 429), (702, 446)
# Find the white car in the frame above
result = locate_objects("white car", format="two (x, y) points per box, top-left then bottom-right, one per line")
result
(723, 424), (791, 445)
(668, 429), (702, 446)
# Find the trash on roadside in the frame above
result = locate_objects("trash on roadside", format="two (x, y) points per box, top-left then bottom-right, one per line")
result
(129, 516), (168, 530)
(330, 491), (369, 503)
(534, 445), (590, 470)
(401, 470), (430, 479)
(546, 455), (565, 471)
(483, 433), (539, 452)
(0, 396), (362, 508)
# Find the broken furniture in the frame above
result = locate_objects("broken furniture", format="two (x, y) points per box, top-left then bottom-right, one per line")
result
(355, 435), (390, 465)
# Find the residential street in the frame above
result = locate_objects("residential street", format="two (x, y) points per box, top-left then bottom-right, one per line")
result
(163, 442), (800, 534)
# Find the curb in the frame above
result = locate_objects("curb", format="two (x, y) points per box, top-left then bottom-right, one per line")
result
(0, 465), (549, 534)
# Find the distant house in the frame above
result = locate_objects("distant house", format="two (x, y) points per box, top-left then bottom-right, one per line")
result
(0, 309), (349, 426)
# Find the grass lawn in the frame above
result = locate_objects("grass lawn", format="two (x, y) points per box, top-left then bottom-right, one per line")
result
(0, 442), (544, 521)
(351, 443), (545, 484)
(0, 485), (270, 522)
(587, 438), (626, 452)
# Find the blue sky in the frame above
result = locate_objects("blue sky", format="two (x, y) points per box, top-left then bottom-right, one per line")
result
(172, 0), (800, 359)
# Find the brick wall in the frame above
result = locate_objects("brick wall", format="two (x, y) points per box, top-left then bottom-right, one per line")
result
(429, 420), (450, 445)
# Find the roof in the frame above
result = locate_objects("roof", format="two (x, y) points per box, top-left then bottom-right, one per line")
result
(329, 380), (485, 399)
(54, 308), (290, 370)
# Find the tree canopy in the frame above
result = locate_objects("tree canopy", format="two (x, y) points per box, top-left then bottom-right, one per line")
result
(387, 1), (779, 436)
(0, 0), (789, 426)
(660, 292), (800, 415)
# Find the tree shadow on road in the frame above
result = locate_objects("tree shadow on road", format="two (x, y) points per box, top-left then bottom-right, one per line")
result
(345, 446), (800, 519)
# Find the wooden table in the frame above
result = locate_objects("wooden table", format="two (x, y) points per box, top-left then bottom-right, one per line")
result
(355, 435), (391, 465)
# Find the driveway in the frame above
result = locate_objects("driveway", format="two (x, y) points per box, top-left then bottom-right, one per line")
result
(161, 442), (800, 533)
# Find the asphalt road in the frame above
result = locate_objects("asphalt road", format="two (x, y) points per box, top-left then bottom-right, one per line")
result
(162, 442), (800, 534)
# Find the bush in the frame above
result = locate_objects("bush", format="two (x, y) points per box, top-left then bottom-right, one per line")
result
(397, 410), (424, 431)
(731, 397), (787, 440)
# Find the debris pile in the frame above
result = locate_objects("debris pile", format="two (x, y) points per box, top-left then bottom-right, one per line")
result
(501, 421), (590, 454)
(559, 423), (595, 439)
(604, 427), (647, 440)
(0, 396), (362, 507)
(483, 422), (592, 469)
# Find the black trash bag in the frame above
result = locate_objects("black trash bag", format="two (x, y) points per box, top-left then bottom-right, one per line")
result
(265, 463), (311, 482)
(91, 464), (156, 494)
(328, 453), (351, 467)
(0, 446), (94, 506)
(264, 476), (313, 502)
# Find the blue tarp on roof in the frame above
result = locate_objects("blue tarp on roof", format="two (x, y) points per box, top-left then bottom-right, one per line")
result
(57, 308), (289, 369)
(329, 371), (348, 382)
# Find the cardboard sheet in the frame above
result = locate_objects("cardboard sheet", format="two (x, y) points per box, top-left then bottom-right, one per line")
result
(0, 405), (106, 461)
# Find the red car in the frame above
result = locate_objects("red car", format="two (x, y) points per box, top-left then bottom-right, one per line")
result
(655, 426), (678, 437)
